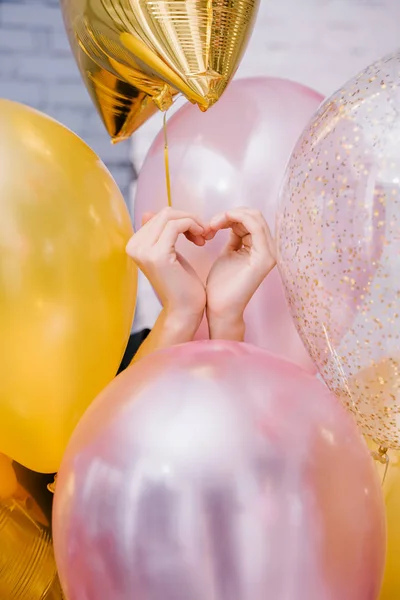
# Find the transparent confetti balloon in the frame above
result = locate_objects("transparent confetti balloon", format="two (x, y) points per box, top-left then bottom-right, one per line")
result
(276, 50), (400, 450)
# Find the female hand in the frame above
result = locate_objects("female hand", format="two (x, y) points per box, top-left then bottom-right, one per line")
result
(126, 208), (208, 324)
(126, 207), (208, 336)
(206, 208), (276, 340)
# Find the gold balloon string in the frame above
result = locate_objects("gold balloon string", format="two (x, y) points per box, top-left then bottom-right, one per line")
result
(163, 111), (172, 207)
(371, 446), (389, 486)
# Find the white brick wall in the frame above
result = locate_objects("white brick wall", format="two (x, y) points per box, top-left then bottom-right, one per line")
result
(0, 0), (133, 200)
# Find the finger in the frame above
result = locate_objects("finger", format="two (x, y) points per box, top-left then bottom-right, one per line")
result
(126, 210), (206, 262)
(210, 212), (248, 238)
(211, 210), (267, 254)
(210, 213), (247, 254)
(211, 208), (271, 235)
(185, 231), (206, 246)
(157, 218), (206, 252)
(232, 208), (273, 237)
(210, 212), (230, 230)
(229, 210), (276, 259)
(203, 229), (217, 241)
(185, 222), (212, 246)
(142, 211), (156, 226)
(225, 229), (243, 252)
(140, 207), (206, 244)
(232, 210), (275, 254)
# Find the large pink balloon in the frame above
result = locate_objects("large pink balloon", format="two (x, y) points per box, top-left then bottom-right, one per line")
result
(53, 341), (385, 600)
(134, 78), (323, 372)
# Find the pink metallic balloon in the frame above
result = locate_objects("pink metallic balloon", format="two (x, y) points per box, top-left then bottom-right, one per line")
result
(53, 341), (385, 600)
(134, 77), (323, 371)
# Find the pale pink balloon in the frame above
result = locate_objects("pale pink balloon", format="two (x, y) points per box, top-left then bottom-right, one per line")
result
(53, 341), (385, 600)
(134, 77), (323, 371)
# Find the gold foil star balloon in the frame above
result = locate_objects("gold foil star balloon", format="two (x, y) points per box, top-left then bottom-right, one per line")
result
(276, 50), (400, 450)
(60, 0), (260, 142)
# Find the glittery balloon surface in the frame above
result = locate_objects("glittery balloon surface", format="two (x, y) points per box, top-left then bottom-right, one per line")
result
(276, 50), (400, 450)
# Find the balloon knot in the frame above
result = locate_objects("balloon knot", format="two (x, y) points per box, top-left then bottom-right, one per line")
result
(47, 474), (57, 494)
(371, 447), (389, 486)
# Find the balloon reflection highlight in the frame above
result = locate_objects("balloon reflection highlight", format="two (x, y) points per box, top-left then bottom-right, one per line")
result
(54, 341), (385, 600)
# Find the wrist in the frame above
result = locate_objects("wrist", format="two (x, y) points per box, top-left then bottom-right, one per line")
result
(162, 308), (203, 341)
(131, 307), (203, 364)
(206, 310), (245, 341)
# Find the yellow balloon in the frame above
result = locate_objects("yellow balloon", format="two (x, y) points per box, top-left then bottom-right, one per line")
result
(0, 100), (137, 473)
(366, 440), (400, 599)
(380, 460), (400, 599)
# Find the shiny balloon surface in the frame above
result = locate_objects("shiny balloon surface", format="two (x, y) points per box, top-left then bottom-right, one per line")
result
(54, 341), (385, 600)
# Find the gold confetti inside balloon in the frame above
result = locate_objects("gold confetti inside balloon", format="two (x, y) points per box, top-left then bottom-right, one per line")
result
(276, 50), (400, 450)
(0, 100), (137, 473)
(61, 0), (260, 141)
